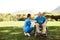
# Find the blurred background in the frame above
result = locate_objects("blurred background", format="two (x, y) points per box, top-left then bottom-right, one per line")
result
(0, 0), (60, 40)
(0, 0), (60, 21)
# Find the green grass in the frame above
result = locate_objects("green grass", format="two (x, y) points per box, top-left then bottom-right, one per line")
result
(0, 21), (60, 40)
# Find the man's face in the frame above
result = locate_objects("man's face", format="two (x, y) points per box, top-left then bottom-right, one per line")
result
(38, 12), (42, 16)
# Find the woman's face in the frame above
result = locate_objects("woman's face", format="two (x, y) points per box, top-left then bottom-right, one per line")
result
(29, 15), (31, 19)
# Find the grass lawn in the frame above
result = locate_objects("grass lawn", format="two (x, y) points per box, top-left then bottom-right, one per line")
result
(0, 21), (60, 40)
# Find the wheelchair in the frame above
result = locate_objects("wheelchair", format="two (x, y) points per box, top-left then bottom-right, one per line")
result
(34, 25), (48, 37)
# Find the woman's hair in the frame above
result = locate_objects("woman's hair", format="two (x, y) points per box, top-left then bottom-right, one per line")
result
(27, 14), (31, 18)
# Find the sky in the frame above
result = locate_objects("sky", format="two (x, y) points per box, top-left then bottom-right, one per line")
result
(0, 0), (60, 13)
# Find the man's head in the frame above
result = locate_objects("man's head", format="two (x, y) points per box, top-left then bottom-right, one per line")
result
(37, 12), (43, 16)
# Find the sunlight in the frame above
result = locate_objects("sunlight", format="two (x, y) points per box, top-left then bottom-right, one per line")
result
(0, 30), (11, 32)
(0, 0), (60, 13)
(10, 32), (22, 35)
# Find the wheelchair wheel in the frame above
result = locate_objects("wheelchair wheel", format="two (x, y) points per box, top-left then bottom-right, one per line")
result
(34, 25), (48, 37)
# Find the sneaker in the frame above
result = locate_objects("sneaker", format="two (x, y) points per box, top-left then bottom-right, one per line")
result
(26, 33), (31, 37)
(24, 32), (27, 36)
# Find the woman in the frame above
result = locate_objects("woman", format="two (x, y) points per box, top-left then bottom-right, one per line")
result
(23, 14), (33, 37)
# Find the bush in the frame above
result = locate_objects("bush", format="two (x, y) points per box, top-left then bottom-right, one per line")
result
(0, 18), (3, 21)
(18, 16), (26, 21)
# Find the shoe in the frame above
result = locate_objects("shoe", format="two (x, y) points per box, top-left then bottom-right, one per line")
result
(26, 33), (31, 37)
(24, 32), (27, 36)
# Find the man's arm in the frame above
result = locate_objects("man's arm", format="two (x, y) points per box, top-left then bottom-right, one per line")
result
(43, 16), (47, 23)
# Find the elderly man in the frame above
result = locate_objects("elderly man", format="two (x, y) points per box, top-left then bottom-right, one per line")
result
(35, 12), (47, 36)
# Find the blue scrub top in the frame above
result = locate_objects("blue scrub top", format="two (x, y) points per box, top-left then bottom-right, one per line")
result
(35, 16), (46, 25)
(24, 18), (33, 33)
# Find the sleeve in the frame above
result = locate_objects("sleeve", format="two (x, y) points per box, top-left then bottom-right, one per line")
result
(26, 20), (31, 26)
(44, 16), (46, 21)
(43, 16), (46, 22)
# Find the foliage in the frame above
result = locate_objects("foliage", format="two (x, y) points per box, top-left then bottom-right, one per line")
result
(0, 12), (60, 21)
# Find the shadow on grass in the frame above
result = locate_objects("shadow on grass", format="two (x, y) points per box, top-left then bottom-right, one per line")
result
(0, 26), (60, 40)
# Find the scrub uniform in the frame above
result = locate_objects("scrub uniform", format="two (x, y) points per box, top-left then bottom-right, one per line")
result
(24, 18), (33, 33)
